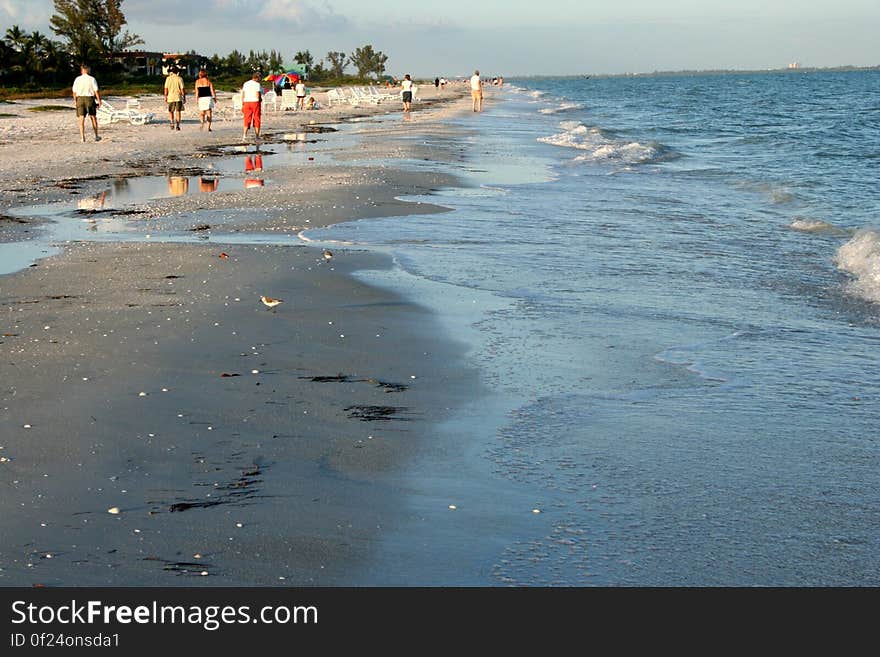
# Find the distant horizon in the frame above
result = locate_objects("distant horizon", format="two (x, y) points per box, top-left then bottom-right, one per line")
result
(507, 64), (880, 80)
(2, 0), (878, 78)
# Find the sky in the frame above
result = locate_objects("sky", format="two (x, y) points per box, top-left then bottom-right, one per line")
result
(2, 0), (878, 76)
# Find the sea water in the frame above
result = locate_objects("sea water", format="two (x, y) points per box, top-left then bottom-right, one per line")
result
(307, 71), (880, 585)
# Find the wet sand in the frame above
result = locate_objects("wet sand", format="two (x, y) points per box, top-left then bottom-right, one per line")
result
(0, 86), (495, 584)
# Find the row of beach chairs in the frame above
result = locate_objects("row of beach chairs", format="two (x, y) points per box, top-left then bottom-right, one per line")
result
(98, 85), (406, 126)
(326, 86), (406, 107)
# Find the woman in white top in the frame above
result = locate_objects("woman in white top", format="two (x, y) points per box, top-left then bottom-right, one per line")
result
(295, 79), (307, 110)
(401, 74), (414, 112)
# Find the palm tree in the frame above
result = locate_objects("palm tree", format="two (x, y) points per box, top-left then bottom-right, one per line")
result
(28, 31), (51, 77)
(4, 25), (27, 52)
(294, 50), (314, 69)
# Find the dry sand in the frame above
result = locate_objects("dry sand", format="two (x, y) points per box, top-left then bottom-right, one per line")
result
(0, 84), (495, 584)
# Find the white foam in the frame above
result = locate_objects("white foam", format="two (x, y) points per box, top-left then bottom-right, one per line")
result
(788, 217), (837, 233)
(538, 120), (661, 164)
(788, 217), (847, 235)
(834, 229), (880, 303)
(538, 102), (584, 115)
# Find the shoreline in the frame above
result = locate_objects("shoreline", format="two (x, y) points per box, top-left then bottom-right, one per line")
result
(0, 86), (501, 585)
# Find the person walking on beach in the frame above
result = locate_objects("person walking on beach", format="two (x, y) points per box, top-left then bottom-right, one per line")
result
(470, 70), (483, 112)
(72, 64), (101, 143)
(295, 78), (307, 110)
(164, 66), (185, 130)
(401, 74), (414, 112)
(241, 72), (263, 141)
(194, 69), (217, 131)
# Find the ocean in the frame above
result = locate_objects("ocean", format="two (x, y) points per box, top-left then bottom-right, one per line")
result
(308, 70), (880, 585)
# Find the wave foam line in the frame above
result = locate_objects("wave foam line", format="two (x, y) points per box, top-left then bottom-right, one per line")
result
(835, 229), (880, 303)
(538, 102), (584, 115)
(538, 120), (671, 165)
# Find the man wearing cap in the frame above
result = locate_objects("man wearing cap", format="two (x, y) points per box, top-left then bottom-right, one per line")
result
(164, 66), (186, 131)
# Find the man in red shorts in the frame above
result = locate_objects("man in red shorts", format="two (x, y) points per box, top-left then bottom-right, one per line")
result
(241, 72), (263, 142)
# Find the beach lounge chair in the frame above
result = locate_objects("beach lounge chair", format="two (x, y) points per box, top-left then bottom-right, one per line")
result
(262, 89), (278, 112)
(232, 94), (243, 117)
(97, 100), (154, 126)
(280, 89), (297, 110)
(126, 98), (141, 111)
(367, 86), (394, 102)
(326, 89), (345, 107)
(353, 87), (381, 104)
(342, 87), (362, 106)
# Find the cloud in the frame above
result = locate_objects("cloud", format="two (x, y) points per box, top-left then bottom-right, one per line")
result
(125, 0), (348, 31)
(0, 0), (52, 28)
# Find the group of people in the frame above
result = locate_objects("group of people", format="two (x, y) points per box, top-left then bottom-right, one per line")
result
(72, 63), (491, 143)
(276, 76), (311, 110)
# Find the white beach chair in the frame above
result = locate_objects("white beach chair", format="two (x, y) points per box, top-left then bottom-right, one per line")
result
(326, 89), (344, 107)
(280, 89), (297, 110)
(262, 89), (278, 112)
(97, 100), (153, 125)
(355, 86), (382, 104)
(342, 87), (362, 106)
(125, 98), (141, 111)
(367, 86), (393, 102)
(232, 94), (243, 117)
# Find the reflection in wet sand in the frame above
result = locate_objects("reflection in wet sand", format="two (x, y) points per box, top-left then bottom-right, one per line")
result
(244, 154), (264, 189)
(168, 176), (189, 196)
(199, 177), (219, 193)
(77, 191), (107, 211)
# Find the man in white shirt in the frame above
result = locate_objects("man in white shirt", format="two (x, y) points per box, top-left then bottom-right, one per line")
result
(470, 70), (482, 112)
(241, 72), (263, 141)
(72, 64), (102, 142)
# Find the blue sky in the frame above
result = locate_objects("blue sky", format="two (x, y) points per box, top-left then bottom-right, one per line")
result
(2, 0), (878, 76)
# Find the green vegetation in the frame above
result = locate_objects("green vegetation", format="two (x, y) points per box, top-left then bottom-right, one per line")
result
(28, 105), (72, 112)
(0, 0), (394, 98)
(49, 0), (142, 65)
(0, 113), (16, 118)
(347, 45), (388, 79)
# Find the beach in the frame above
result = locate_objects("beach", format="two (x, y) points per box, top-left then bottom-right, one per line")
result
(6, 70), (879, 587)
(0, 83), (496, 585)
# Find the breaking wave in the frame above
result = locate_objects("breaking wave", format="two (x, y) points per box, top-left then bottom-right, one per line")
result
(835, 229), (880, 303)
(538, 120), (674, 165)
(789, 217), (847, 234)
(538, 102), (584, 115)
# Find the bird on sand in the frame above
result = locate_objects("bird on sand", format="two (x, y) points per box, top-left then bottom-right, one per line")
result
(323, 249), (333, 260)
(260, 295), (283, 310)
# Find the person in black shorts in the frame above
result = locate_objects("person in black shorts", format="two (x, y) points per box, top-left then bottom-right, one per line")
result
(401, 74), (414, 112)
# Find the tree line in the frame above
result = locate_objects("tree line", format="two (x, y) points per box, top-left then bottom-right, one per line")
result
(0, 0), (390, 88)
(210, 47), (389, 81)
